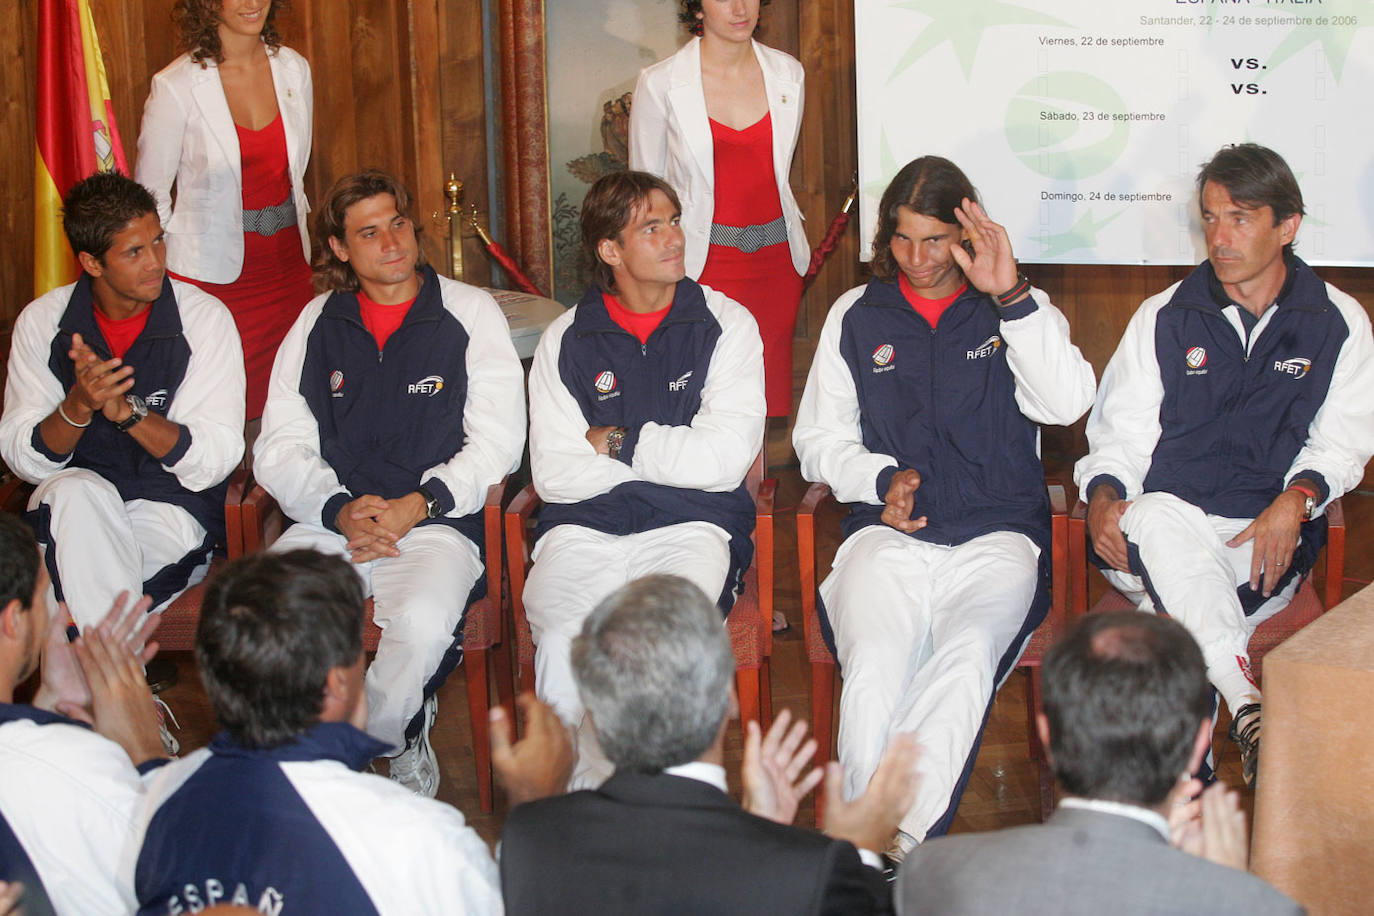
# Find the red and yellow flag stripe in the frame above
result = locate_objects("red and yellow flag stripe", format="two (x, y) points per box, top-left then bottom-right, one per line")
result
(34, 0), (128, 297)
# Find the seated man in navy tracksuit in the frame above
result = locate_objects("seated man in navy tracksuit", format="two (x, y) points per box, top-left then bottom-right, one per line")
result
(1077, 143), (1374, 786)
(793, 157), (1096, 860)
(523, 170), (766, 789)
(0, 172), (245, 631)
(252, 170), (525, 796)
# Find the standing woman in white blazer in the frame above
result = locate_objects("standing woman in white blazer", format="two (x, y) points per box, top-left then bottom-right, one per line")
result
(136, 0), (313, 422)
(630, 0), (808, 424)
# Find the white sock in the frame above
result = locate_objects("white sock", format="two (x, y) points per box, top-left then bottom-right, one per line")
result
(1207, 652), (1262, 714)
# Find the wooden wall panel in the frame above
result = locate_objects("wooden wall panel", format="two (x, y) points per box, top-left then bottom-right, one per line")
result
(1, 0), (491, 326)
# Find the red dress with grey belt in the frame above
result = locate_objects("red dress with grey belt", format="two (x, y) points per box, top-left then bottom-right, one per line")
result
(697, 113), (804, 418)
(173, 113), (313, 420)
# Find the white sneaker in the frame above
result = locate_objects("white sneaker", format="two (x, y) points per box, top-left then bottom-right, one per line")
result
(390, 695), (439, 797)
(154, 696), (180, 757)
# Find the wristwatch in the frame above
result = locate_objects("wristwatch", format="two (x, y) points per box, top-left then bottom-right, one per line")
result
(417, 484), (442, 519)
(606, 426), (628, 461)
(115, 394), (148, 433)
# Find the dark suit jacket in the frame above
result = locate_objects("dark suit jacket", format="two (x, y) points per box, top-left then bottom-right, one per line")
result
(500, 770), (890, 915)
(897, 806), (1304, 915)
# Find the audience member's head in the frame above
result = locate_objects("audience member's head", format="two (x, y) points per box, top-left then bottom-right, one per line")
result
(313, 168), (427, 294)
(197, 550), (367, 748)
(62, 172), (159, 264)
(581, 170), (683, 293)
(0, 514), (49, 688)
(572, 575), (734, 772)
(1041, 611), (1212, 808)
(871, 156), (979, 281)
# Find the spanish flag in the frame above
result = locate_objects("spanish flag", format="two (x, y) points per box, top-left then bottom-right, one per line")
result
(34, 0), (128, 297)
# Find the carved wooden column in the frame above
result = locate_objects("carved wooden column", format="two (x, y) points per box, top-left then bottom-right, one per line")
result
(497, 0), (552, 295)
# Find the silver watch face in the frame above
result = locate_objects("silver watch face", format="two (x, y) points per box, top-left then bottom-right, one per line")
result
(125, 393), (148, 415)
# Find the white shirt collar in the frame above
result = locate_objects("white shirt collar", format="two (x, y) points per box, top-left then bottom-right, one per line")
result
(662, 760), (728, 793)
(1059, 797), (1171, 841)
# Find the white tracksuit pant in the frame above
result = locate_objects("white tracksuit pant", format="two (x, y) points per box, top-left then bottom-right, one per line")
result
(821, 525), (1040, 845)
(523, 521), (731, 790)
(1104, 492), (1302, 713)
(271, 522), (482, 753)
(29, 468), (209, 630)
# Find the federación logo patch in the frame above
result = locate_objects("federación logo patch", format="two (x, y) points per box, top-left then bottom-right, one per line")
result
(408, 375), (444, 396)
(1273, 357), (1311, 379)
(1185, 347), (1207, 370)
(966, 336), (1001, 360)
(872, 344), (894, 367)
(594, 371), (617, 394)
(329, 370), (345, 397)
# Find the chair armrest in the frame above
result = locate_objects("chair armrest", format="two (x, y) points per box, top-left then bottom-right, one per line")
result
(238, 478), (285, 557)
(504, 484), (541, 624)
(755, 477), (776, 655)
(797, 482), (835, 657)
(1323, 496), (1346, 609)
(222, 467), (250, 557)
(1046, 480), (1068, 626)
(481, 477), (510, 638)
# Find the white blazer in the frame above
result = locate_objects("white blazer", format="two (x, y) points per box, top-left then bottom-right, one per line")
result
(629, 38), (808, 279)
(135, 46), (313, 285)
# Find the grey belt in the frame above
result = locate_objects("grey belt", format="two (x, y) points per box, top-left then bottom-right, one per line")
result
(709, 215), (788, 253)
(242, 195), (298, 237)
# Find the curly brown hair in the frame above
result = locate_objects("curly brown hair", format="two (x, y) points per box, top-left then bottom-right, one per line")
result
(174, 0), (290, 66)
(678, 0), (771, 37)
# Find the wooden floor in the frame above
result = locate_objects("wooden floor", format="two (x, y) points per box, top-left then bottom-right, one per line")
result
(152, 459), (1374, 849)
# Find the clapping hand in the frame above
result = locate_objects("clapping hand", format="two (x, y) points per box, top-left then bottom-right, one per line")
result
(741, 708), (824, 825)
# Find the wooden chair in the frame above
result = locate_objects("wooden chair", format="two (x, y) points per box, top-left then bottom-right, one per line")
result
(237, 477), (516, 812)
(0, 468), (248, 652)
(1068, 497), (1346, 686)
(797, 480), (1071, 825)
(504, 451), (776, 731)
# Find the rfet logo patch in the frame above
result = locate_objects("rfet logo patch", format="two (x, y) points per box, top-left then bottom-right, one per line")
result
(1185, 347), (1207, 370)
(330, 370), (345, 397)
(408, 375), (444, 396)
(966, 335), (1001, 360)
(1273, 357), (1311, 379)
(145, 389), (169, 409)
(872, 343), (894, 367)
(594, 370), (616, 394)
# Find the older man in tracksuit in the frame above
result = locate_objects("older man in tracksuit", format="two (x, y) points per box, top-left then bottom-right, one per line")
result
(795, 157), (1095, 859)
(253, 170), (524, 797)
(524, 170), (765, 790)
(1076, 144), (1374, 787)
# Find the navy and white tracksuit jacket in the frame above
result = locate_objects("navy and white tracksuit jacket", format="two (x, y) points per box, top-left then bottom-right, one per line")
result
(1075, 256), (1374, 586)
(127, 723), (501, 915)
(529, 279), (765, 610)
(253, 265), (525, 561)
(0, 275), (245, 603)
(796, 277), (1096, 561)
(0, 703), (169, 916)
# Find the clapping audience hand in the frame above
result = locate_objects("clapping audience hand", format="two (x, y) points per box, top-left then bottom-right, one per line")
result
(823, 732), (921, 853)
(741, 708), (824, 826)
(490, 693), (573, 805)
(1174, 781), (1250, 871)
(63, 609), (165, 767)
(33, 592), (156, 717)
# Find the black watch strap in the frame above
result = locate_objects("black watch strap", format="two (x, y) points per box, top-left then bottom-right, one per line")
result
(417, 484), (441, 519)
